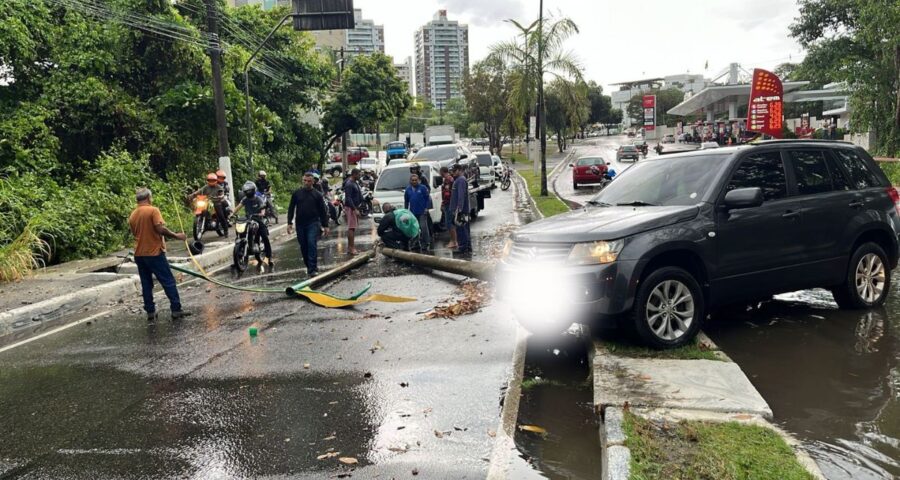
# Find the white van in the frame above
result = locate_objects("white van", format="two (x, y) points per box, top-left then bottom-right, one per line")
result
(372, 161), (444, 227)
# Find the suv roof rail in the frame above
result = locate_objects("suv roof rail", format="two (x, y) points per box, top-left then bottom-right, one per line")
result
(751, 139), (856, 146)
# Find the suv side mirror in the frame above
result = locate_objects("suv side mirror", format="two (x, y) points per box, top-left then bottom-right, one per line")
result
(459, 154), (468, 160)
(723, 187), (764, 210)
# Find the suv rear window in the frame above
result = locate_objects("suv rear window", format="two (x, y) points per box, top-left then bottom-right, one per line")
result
(833, 149), (881, 189)
(727, 152), (787, 202)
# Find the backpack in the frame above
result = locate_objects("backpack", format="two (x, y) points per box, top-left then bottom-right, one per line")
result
(393, 208), (421, 239)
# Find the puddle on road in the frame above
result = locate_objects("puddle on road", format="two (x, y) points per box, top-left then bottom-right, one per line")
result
(705, 281), (900, 480)
(0, 365), (378, 479)
(508, 331), (602, 479)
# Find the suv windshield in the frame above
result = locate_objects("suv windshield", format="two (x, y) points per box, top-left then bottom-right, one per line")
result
(412, 146), (457, 162)
(376, 166), (432, 192)
(591, 154), (730, 206)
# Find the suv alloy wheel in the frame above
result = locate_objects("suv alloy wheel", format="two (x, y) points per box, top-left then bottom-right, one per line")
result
(832, 242), (892, 309)
(633, 266), (705, 348)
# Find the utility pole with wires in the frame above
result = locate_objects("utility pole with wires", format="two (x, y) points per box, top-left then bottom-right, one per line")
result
(537, 0), (547, 196)
(202, 0), (234, 206)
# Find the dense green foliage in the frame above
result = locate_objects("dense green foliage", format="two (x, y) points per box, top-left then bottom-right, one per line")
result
(790, 0), (900, 156)
(627, 88), (685, 127)
(463, 56), (511, 155)
(0, 0), (334, 266)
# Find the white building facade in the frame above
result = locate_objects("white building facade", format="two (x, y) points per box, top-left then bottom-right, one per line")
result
(414, 10), (469, 108)
(394, 56), (414, 97)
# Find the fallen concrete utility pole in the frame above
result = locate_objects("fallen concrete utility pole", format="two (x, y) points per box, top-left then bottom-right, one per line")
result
(286, 249), (376, 294)
(380, 248), (494, 281)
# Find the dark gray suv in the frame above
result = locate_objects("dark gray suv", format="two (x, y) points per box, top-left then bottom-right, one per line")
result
(499, 141), (900, 348)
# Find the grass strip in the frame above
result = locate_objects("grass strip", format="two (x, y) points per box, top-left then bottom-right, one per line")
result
(600, 337), (723, 362)
(518, 168), (569, 217)
(623, 411), (814, 480)
(878, 161), (900, 185)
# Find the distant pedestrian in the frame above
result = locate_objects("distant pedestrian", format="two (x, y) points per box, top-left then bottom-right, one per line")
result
(404, 174), (432, 251)
(128, 188), (191, 322)
(440, 166), (458, 249)
(287, 173), (330, 276)
(449, 164), (472, 255)
(343, 168), (363, 255)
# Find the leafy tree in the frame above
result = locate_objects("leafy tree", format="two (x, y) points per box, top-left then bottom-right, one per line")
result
(790, 0), (900, 155)
(463, 56), (510, 155)
(627, 88), (684, 128)
(545, 78), (589, 152)
(321, 53), (411, 161)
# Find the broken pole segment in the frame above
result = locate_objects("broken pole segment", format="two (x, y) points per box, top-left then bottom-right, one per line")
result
(286, 249), (376, 294)
(380, 248), (494, 281)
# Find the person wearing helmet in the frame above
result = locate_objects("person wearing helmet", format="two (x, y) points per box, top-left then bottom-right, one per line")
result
(215, 169), (233, 219)
(255, 170), (270, 195)
(231, 181), (273, 264)
(189, 173), (229, 235)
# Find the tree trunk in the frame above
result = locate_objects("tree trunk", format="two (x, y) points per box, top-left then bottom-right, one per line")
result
(894, 45), (900, 130)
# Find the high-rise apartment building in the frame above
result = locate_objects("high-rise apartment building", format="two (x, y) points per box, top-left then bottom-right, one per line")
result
(345, 9), (384, 56)
(414, 10), (469, 107)
(394, 56), (414, 97)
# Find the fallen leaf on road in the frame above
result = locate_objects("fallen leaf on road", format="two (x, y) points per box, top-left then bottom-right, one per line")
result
(453, 426), (467, 432)
(424, 280), (490, 319)
(303, 363), (310, 369)
(364, 372), (372, 378)
(317, 452), (340, 460)
(518, 425), (547, 434)
(487, 429), (496, 438)
(388, 445), (409, 453)
(322, 436), (336, 441)
(412, 468), (419, 476)
(637, 374), (653, 381)
(433, 430), (444, 438)
(399, 382), (409, 387)
(338, 457), (358, 465)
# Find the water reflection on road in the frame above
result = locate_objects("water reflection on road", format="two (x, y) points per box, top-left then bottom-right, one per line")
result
(705, 281), (900, 480)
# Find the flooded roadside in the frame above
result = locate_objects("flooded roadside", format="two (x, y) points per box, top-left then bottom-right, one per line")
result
(705, 280), (900, 480)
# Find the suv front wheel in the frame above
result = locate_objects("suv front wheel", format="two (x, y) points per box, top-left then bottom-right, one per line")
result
(632, 267), (704, 348)
(832, 242), (891, 309)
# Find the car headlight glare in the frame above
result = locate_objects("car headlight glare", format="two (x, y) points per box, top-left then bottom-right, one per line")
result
(567, 240), (623, 265)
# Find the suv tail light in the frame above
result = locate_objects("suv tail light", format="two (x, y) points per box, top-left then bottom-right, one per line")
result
(887, 187), (900, 215)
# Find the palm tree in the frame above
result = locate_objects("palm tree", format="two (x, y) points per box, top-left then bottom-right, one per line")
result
(490, 12), (583, 196)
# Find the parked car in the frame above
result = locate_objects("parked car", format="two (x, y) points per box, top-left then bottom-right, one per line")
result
(359, 157), (378, 174)
(473, 152), (496, 188)
(410, 144), (471, 169)
(331, 147), (368, 165)
(492, 155), (504, 177)
(372, 161), (444, 229)
(662, 134), (676, 144)
(700, 141), (720, 150)
(616, 145), (640, 162)
(386, 141), (409, 161)
(499, 141), (900, 348)
(570, 155), (609, 189)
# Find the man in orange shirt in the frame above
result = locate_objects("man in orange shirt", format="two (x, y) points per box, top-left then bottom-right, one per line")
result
(128, 188), (191, 322)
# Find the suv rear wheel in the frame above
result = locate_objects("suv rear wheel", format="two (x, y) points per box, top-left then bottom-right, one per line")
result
(632, 267), (704, 348)
(832, 242), (891, 309)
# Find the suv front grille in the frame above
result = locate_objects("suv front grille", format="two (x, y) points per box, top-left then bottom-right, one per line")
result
(507, 242), (572, 265)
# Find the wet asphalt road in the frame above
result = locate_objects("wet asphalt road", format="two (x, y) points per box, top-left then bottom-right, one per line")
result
(0, 187), (524, 478)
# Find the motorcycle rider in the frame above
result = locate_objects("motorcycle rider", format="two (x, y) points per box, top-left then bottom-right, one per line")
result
(231, 181), (273, 265)
(189, 173), (229, 235)
(215, 169), (233, 218)
(255, 170), (275, 215)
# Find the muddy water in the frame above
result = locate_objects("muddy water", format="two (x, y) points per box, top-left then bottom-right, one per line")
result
(507, 331), (603, 479)
(705, 278), (900, 480)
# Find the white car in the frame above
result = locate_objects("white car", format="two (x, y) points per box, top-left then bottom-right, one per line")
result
(359, 157), (378, 174)
(492, 155), (503, 177)
(473, 152), (496, 187)
(372, 161), (444, 227)
(700, 141), (720, 150)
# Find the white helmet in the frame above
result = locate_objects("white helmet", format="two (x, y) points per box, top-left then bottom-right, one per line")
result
(258, 170), (267, 177)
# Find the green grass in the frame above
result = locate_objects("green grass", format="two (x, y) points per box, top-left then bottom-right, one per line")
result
(623, 411), (815, 480)
(517, 168), (570, 217)
(509, 152), (526, 164)
(877, 161), (900, 185)
(600, 337), (724, 362)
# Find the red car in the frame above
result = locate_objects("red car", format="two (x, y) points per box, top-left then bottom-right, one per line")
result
(571, 156), (609, 189)
(331, 147), (369, 165)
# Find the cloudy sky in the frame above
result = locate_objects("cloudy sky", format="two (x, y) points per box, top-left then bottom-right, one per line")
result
(353, 0), (806, 92)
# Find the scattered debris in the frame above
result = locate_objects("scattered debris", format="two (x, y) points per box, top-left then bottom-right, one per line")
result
(338, 457), (358, 465)
(399, 382), (409, 388)
(317, 452), (340, 460)
(425, 280), (491, 319)
(518, 425), (547, 434)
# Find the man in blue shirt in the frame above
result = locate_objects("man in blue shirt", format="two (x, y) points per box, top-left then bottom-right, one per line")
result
(342, 168), (363, 255)
(449, 164), (472, 254)
(404, 174), (432, 251)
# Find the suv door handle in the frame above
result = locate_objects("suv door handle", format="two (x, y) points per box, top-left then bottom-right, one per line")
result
(848, 201), (864, 208)
(782, 210), (801, 220)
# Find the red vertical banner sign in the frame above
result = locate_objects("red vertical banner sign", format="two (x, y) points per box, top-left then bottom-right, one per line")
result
(747, 69), (784, 138)
(642, 95), (656, 132)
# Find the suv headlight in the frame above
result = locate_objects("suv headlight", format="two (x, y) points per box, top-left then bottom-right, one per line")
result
(567, 240), (623, 265)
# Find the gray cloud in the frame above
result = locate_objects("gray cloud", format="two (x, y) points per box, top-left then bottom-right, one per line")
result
(440, 0), (525, 26)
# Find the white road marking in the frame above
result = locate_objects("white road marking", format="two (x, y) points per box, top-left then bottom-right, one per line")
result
(0, 310), (112, 354)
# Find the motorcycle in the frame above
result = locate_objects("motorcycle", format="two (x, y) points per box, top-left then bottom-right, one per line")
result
(328, 188), (344, 226)
(263, 192), (278, 225)
(232, 215), (264, 274)
(500, 164), (511, 191)
(192, 195), (227, 241)
(358, 186), (374, 217)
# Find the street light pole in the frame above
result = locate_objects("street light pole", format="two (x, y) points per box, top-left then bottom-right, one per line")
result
(203, 0), (234, 205)
(243, 13), (295, 175)
(537, 0), (547, 196)
(337, 47), (348, 175)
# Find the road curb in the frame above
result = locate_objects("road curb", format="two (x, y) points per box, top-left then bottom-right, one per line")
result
(485, 325), (528, 480)
(0, 275), (140, 343)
